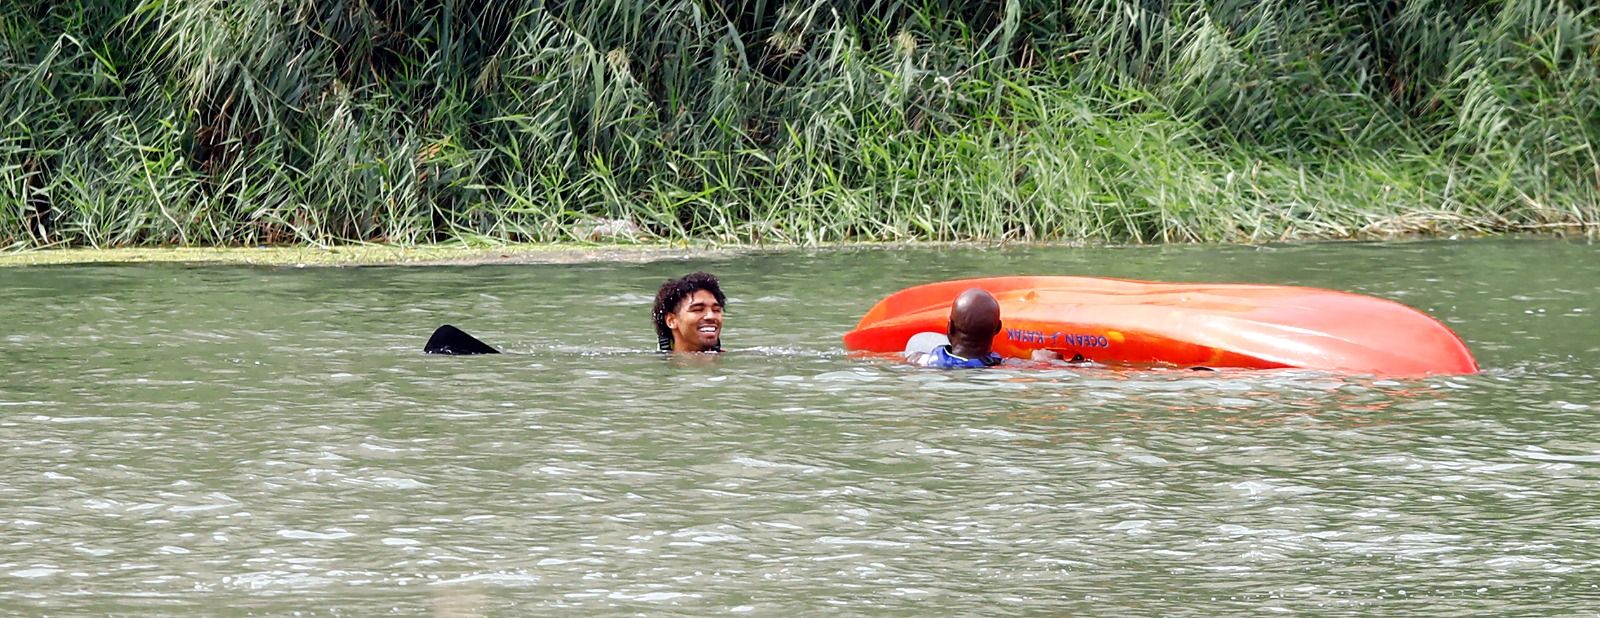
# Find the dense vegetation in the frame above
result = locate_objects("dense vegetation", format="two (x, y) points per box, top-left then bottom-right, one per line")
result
(2, 0), (1596, 248)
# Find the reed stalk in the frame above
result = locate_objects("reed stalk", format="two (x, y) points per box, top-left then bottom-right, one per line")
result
(2, 0), (1595, 248)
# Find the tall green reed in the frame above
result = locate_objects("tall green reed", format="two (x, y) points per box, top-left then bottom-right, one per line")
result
(1, 0), (1595, 248)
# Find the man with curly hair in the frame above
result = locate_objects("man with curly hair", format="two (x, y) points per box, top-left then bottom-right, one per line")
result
(652, 272), (726, 353)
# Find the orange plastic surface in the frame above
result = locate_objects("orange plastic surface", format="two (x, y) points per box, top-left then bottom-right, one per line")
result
(843, 276), (1478, 376)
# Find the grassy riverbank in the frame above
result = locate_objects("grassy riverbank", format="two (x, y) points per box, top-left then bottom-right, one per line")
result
(0, 243), (756, 267)
(3, 1), (1596, 248)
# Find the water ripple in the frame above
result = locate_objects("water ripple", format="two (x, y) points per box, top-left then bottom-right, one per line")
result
(2, 241), (1599, 614)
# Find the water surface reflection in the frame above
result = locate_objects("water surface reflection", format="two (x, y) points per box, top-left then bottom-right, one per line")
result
(1, 239), (1597, 614)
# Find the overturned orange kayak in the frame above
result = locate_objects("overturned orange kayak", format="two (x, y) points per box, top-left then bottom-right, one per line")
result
(843, 276), (1478, 376)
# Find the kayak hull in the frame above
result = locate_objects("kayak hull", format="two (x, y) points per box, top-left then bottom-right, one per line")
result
(843, 276), (1478, 376)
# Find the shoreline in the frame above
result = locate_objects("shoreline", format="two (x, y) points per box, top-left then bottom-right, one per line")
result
(0, 230), (1592, 267)
(0, 241), (981, 267)
(0, 243), (757, 267)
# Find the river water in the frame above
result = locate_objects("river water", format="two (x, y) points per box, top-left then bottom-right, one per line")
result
(2, 239), (1597, 615)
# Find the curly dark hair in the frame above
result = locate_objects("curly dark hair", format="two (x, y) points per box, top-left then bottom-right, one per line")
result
(651, 272), (726, 351)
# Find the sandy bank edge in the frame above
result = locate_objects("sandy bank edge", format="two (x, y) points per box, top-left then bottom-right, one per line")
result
(0, 242), (975, 267)
(0, 244), (764, 267)
(5, 230), (1591, 267)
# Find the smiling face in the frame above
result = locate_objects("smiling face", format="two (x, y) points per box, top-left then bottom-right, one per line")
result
(664, 289), (723, 352)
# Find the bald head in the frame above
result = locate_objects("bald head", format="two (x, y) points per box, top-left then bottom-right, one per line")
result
(947, 288), (1001, 357)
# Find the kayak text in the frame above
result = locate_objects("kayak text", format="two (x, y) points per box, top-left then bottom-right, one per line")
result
(1006, 329), (1110, 348)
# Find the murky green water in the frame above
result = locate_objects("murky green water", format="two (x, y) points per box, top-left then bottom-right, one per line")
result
(2, 239), (1598, 615)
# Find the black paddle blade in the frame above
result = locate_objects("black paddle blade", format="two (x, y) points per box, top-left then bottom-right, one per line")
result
(424, 324), (500, 355)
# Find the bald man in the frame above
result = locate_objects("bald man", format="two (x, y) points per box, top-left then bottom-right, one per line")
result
(903, 288), (1006, 369)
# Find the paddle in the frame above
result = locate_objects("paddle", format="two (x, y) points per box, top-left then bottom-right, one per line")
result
(424, 324), (500, 355)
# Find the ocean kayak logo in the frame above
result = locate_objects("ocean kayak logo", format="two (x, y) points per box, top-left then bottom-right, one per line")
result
(1006, 329), (1111, 348)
